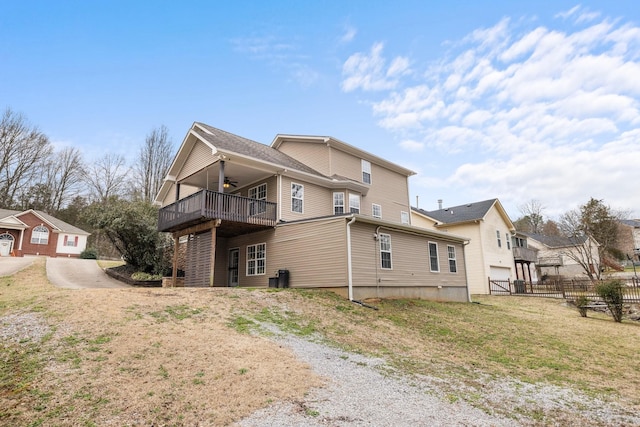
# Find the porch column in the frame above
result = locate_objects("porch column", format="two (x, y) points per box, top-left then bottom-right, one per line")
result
(526, 262), (533, 283)
(218, 161), (225, 193)
(172, 232), (179, 287)
(209, 219), (221, 287)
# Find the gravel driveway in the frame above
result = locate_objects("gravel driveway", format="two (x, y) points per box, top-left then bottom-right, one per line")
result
(46, 258), (130, 289)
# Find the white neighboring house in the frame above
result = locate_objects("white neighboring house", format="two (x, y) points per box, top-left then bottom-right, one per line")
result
(411, 199), (517, 295)
(0, 209), (89, 258)
(523, 233), (601, 279)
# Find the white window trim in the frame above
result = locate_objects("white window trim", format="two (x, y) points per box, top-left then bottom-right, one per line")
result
(249, 183), (267, 201)
(496, 230), (502, 248)
(349, 193), (360, 214)
(379, 233), (392, 270)
(31, 225), (49, 245)
(333, 192), (345, 215)
(401, 211), (409, 224)
(291, 182), (304, 214)
(447, 245), (457, 273)
(372, 203), (382, 219)
(361, 159), (372, 184)
(429, 241), (440, 272)
(246, 243), (266, 276)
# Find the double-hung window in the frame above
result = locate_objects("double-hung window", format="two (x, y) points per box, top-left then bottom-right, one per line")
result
(372, 203), (382, 219)
(496, 230), (502, 248)
(361, 160), (371, 184)
(333, 192), (345, 215)
(428, 242), (439, 272)
(379, 233), (392, 269)
(249, 183), (267, 215)
(291, 183), (303, 213)
(349, 194), (360, 214)
(447, 245), (457, 273)
(247, 243), (266, 276)
(31, 225), (49, 245)
(506, 232), (511, 250)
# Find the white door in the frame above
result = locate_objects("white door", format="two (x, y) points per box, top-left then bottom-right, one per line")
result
(0, 233), (14, 256)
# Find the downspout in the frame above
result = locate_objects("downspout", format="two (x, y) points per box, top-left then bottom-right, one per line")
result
(346, 215), (357, 301)
(277, 173), (282, 221)
(462, 240), (472, 303)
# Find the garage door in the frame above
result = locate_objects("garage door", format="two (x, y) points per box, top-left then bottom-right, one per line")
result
(489, 266), (511, 281)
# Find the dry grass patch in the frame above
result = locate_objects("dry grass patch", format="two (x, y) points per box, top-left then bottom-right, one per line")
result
(0, 259), (321, 426)
(2, 260), (639, 425)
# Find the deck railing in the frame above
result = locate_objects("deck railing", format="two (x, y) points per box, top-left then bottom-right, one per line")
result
(158, 189), (277, 232)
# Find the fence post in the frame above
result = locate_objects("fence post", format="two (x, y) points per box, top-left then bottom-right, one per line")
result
(561, 279), (565, 299)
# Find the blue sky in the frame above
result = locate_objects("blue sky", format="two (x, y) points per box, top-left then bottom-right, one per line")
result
(1, 1), (639, 219)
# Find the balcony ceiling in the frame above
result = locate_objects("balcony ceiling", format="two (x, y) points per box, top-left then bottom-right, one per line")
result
(180, 161), (271, 193)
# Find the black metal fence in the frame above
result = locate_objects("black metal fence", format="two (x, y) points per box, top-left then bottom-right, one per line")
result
(488, 277), (640, 303)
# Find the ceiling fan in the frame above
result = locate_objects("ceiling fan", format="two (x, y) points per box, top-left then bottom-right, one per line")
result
(223, 177), (238, 188)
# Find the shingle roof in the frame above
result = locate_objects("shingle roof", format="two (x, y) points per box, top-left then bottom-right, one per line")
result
(194, 123), (326, 178)
(413, 199), (498, 225)
(620, 219), (640, 228)
(0, 209), (89, 235)
(523, 233), (587, 248)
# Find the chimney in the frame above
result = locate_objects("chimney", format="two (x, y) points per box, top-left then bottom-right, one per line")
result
(438, 199), (443, 210)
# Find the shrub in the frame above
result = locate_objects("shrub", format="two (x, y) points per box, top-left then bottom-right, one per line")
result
(131, 272), (163, 281)
(80, 248), (98, 259)
(595, 280), (625, 322)
(575, 295), (590, 318)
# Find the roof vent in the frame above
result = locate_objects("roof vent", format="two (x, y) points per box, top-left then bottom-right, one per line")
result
(450, 210), (454, 215)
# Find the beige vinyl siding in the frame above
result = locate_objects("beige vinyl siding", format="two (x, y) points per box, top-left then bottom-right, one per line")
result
(177, 140), (214, 181)
(350, 222), (467, 289)
(329, 148), (361, 182)
(277, 141), (331, 176)
(232, 176), (277, 203)
(269, 218), (347, 288)
(411, 212), (439, 229)
(279, 177), (332, 221)
(227, 229), (273, 288)
(363, 164), (410, 222)
(160, 183), (201, 206)
(226, 218), (347, 289)
(329, 148), (411, 222)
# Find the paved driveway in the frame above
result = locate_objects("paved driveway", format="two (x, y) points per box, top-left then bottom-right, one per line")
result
(46, 258), (130, 289)
(0, 257), (35, 276)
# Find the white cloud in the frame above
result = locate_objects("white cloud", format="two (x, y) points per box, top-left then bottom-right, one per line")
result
(343, 8), (640, 216)
(399, 139), (424, 152)
(341, 43), (410, 92)
(340, 25), (357, 44)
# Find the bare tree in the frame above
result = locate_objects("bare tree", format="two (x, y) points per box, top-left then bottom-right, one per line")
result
(517, 199), (545, 234)
(559, 207), (603, 281)
(50, 147), (85, 212)
(559, 198), (625, 281)
(83, 153), (129, 202)
(0, 108), (52, 208)
(131, 125), (173, 202)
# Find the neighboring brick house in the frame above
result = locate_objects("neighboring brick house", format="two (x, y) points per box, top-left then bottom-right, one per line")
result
(155, 122), (471, 302)
(0, 209), (90, 257)
(411, 199), (517, 295)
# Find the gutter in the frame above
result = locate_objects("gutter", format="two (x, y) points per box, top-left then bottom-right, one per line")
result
(346, 215), (357, 301)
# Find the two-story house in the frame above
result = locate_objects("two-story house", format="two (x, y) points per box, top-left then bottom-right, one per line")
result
(156, 122), (470, 302)
(524, 233), (601, 279)
(411, 199), (517, 295)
